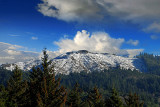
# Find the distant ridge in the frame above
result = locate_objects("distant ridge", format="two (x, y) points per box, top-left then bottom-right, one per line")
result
(1, 50), (146, 74)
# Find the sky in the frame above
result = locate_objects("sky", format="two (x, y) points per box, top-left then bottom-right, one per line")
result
(0, 0), (160, 64)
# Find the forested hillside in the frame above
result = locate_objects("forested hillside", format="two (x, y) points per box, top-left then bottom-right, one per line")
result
(0, 68), (11, 86)
(60, 68), (160, 106)
(137, 53), (160, 75)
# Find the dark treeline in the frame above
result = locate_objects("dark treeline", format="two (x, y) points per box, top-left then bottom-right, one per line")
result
(0, 68), (11, 86)
(137, 53), (160, 75)
(60, 69), (160, 106)
(0, 51), (160, 106)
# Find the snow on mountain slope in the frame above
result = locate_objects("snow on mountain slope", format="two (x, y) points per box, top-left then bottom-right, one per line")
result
(52, 50), (146, 75)
(1, 59), (41, 71)
(1, 50), (146, 74)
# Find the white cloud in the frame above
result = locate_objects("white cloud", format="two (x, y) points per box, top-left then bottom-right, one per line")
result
(54, 30), (125, 54)
(8, 34), (20, 37)
(127, 39), (139, 46)
(126, 49), (144, 58)
(38, 0), (160, 23)
(39, 50), (61, 60)
(54, 30), (143, 57)
(31, 37), (38, 40)
(0, 42), (39, 64)
(143, 22), (160, 33)
(26, 32), (35, 35)
(150, 35), (159, 40)
(0, 42), (23, 51)
(104, 0), (160, 21)
(38, 0), (103, 22)
(5, 50), (22, 55)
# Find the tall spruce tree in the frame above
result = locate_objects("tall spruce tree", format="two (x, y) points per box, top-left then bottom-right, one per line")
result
(27, 67), (43, 106)
(29, 49), (67, 107)
(125, 93), (144, 107)
(87, 87), (104, 107)
(105, 88), (123, 107)
(67, 83), (82, 107)
(0, 85), (8, 107)
(6, 66), (28, 107)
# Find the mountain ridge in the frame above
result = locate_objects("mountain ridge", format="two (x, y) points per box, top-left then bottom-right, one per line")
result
(0, 50), (146, 74)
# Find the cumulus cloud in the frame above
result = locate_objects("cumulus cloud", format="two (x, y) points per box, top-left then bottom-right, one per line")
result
(38, 0), (160, 23)
(31, 36), (38, 40)
(55, 30), (125, 54)
(0, 42), (39, 64)
(143, 22), (160, 33)
(150, 35), (159, 40)
(54, 30), (143, 57)
(127, 39), (139, 46)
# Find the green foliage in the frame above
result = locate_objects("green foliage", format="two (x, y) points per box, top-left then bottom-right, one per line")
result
(0, 68), (12, 86)
(67, 83), (83, 107)
(29, 48), (67, 107)
(137, 53), (160, 75)
(87, 87), (104, 107)
(125, 93), (144, 107)
(60, 68), (160, 106)
(27, 67), (43, 106)
(6, 66), (28, 107)
(0, 85), (8, 107)
(105, 88), (123, 107)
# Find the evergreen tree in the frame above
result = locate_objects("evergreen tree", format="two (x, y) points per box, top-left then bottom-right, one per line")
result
(27, 67), (43, 106)
(6, 66), (28, 107)
(87, 87), (104, 107)
(105, 88), (123, 107)
(37, 74), (67, 107)
(0, 85), (8, 107)
(67, 83), (82, 107)
(29, 48), (67, 107)
(125, 93), (144, 107)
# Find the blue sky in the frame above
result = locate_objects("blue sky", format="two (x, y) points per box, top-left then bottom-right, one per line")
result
(0, 0), (160, 64)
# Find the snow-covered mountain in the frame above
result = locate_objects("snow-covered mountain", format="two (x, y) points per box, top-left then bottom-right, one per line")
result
(1, 50), (146, 74)
(0, 59), (41, 71)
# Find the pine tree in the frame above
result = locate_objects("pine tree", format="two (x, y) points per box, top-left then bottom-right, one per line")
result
(0, 85), (8, 107)
(105, 88), (123, 107)
(125, 93), (144, 107)
(6, 65), (28, 107)
(27, 67), (43, 106)
(67, 83), (82, 107)
(37, 74), (67, 107)
(29, 48), (67, 107)
(87, 87), (104, 107)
